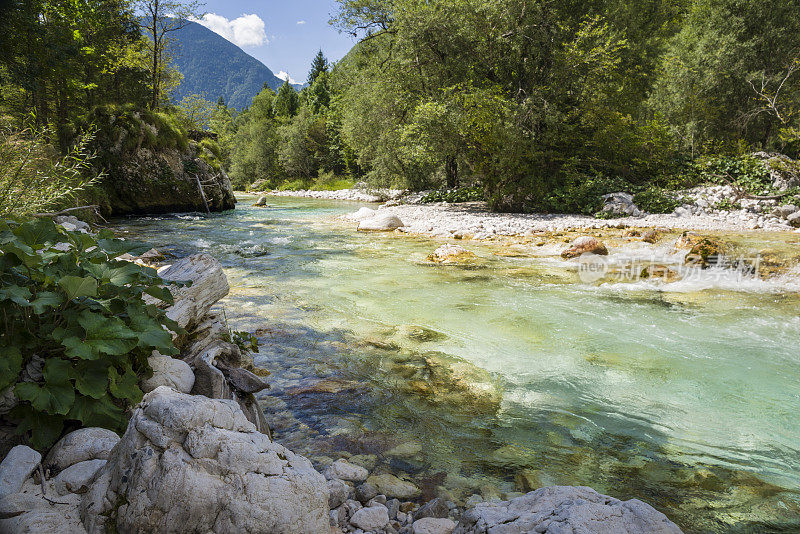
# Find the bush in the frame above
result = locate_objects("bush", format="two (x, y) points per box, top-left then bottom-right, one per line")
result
(312, 171), (354, 191)
(695, 155), (774, 195)
(633, 186), (683, 213)
(0, 123), (100, 217)
(532, 174), (632, 215)
(0, 218), (184, 449)
(421, 185), (483, 203)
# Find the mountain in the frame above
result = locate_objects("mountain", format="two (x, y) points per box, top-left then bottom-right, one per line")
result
(168, 20), (300, 109)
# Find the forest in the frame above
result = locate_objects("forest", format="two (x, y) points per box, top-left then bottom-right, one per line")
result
(1, 0), (800, 215)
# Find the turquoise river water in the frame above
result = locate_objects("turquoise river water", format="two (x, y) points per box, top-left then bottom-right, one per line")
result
(115, 195), (800, 533)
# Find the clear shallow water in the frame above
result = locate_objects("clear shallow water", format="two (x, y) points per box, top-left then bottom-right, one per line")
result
(115, 196), (800, 533)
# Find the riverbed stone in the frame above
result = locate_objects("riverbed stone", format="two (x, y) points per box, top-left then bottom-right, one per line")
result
(416, 498), (450, 519)
(453, 485), (683, 534)
(358, 213), (405, 231)
(561, 236), (609, 259)
(414, 517), (457, 534)
(140, 354), (195, 394)
(44, 428), (119, 474)
(425, 244), (477, 264)
(787, 211), (800, 227)
(0, 490), (86, 533)
(328, 478), (350, 509)
(356, 481), (380, 503)
(349, 207), (378, 221)
(0, 445), (41, 498)
(80, 386), (329, 533)
(350, 504), (390, 530)
(368, 474), (422, 500)
(51, 459), (106, 496)
(325, 458), (369, 482)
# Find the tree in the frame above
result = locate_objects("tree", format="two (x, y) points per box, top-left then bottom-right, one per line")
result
(137, 0), (204, 109)
(307, 50), (330, 86)
(176, 93), (214, 130)
(275, 81), (299, 118)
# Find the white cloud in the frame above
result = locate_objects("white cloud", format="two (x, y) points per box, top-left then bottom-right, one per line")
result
(296, 20), (306, 25)
(195, 13), (268, 47)
(276, 71), (299, 85)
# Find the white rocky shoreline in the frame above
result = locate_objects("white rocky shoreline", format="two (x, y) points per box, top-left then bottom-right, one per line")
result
(0, 244), (686, 533)
(254, 186), (800, 239)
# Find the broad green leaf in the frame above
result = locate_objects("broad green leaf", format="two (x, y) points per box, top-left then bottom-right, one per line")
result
(74, 361), (109, 399)
(29, 291), (63, 313)
(0, 285), (31, 306)
(109, 365), (142, 403)
(12, 405), (64, 450)
(97, 238), (152, 258)
(143, 285), (174, 304)
(0, 346), (23, 390)
(14, 218), (61, 248)
(15, 381), (74, 415)
(77, 310), (138, 356)
(62, 336), (96, 360)
(83, 261), (142, 286)
(0, 242), (40, 267)
(43, 358), (73, 386)
(58, 275), (98, 300)
(67, 394), (124, 430)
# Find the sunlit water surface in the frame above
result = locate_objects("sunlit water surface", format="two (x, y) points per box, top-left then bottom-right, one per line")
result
(114, 196), (800, 533)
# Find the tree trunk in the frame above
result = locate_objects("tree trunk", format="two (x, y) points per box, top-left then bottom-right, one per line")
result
(446, 155), (458, 189)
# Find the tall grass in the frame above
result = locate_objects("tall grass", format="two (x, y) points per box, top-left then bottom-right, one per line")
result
(0, 122), (100, 217)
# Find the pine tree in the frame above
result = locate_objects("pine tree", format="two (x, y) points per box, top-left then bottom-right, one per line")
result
(275, 81), (299, 117)
(307, 50), (329, 86)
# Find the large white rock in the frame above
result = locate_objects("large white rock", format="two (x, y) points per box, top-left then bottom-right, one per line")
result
(140, 355), (195, 394)
(350, 504), (390, 531)
(324, 459), (369, 482)
(51, 459), (106, 496)
(157, 254), (230, 332)
(348, 207), (377, 221)
(80, 386), (329, 534)
(0, 445), (41, 498)
(0, 490), (86, 533)
(357, 213), (404, 231)
(453, 486), (683, 534)
(44, 428), (120, 474)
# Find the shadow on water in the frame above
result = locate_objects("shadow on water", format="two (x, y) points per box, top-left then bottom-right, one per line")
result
(113, 200), (800, 534)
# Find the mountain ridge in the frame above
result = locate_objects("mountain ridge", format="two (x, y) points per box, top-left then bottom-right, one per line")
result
(168, 20), (302, 109)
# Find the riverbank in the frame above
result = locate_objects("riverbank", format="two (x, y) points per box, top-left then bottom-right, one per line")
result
(254, 189), (800, 238)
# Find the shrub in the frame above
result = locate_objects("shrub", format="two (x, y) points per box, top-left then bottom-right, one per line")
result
(421, 185), (483, 203)
(0, 123), (100, 217)
(0, 218), (184, 449)
(634, 186), (684, 213)
(533, 174), (632, 215)
(695, 155), (774, 195)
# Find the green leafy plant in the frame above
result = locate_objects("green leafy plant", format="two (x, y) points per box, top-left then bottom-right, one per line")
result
(421, 185), (484, 203)
(0, 217), (185, 449)
(634, 186), (684, 213)
(220, 309), (259, 356)
(696, 155), (775, 195)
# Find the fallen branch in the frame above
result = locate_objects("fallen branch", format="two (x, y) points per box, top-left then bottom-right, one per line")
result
(32, 205), (100, 217)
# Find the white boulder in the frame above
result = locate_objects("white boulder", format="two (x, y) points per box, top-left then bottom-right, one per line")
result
(51, 459), (106, 496)
(350, 504), (390, 531)
(366, 473), (421, 500)
(453, 486), (683, 534)
(140, 354), (195, 393)
(156, 254), (230, 332)
(80, 386), (329, 534)
(357, 213), (404, 231)
(348, 207), (377, 221)
(324, 459), (369, 482)
(44, 428), (119, 474)
(0, 445), (41, 498)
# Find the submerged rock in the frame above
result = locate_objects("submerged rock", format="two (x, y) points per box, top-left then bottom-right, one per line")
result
(325, 459), (369, 482)
(561, 236), (609, 259)
(453, 486), (682, 534)
(358, 213), (405, 231)
(640, 264), (681, 283)
(254, 195), (268, 207)
(81, 386), (329, 533)
(425, 244), (477, 265)
(367, 473), (422, 500)
(675, 232), (724, 267)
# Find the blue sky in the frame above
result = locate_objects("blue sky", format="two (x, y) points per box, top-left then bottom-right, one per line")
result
(194, 0), (357, 84)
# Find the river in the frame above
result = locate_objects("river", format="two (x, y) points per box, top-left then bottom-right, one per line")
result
(114, 195), (800, 533)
